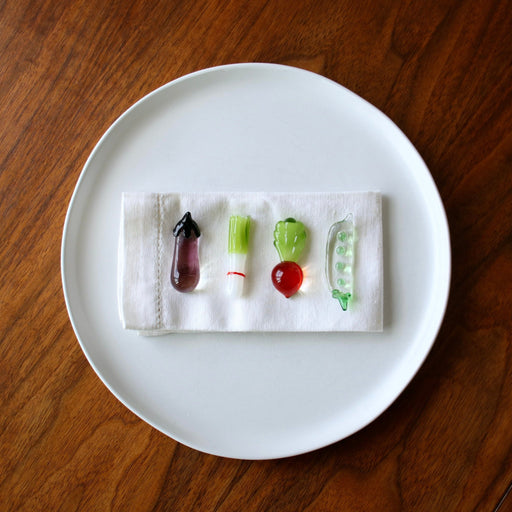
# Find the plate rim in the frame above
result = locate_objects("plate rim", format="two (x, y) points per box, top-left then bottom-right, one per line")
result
(61, 62), (451, 459)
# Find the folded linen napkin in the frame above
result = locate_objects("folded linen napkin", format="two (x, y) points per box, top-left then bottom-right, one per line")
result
(118, 191), (383, 334)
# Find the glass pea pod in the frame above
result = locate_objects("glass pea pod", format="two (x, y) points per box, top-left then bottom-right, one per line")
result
(325, 214), (354, 310)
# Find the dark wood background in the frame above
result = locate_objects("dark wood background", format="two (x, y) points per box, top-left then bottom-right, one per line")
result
(1, 0), (511, 510)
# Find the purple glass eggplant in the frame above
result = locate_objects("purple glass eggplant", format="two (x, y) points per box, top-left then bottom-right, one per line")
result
(170, 212), (201, 292)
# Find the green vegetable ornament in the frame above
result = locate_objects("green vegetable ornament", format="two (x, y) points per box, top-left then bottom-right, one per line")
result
(227, 215), (251, 297)
(271, 218), (307, 298)
(325, 214), (355, 310)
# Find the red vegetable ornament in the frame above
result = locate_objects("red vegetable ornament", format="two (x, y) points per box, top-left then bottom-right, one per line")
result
(271, 218), (307, 298)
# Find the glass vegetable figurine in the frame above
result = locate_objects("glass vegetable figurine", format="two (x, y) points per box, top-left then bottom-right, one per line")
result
(271, 218), (307, 298)
(170, 212), (201, 293)
(325, 214), (354, 310)
(227, 215), (251, 297)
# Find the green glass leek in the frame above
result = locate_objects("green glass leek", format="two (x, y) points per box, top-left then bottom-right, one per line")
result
(228, 215), (251, 254)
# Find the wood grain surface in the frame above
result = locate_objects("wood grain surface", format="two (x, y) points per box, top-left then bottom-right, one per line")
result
(1, 0), (511, 510)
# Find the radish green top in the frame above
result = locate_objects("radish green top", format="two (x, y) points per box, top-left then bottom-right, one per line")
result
(273, 218), (307, 262)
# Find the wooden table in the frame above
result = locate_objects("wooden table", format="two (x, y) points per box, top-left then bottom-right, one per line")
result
(2, 0), (511, 510)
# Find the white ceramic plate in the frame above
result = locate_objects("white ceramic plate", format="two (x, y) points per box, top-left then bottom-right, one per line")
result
(61, 63), (450, 459)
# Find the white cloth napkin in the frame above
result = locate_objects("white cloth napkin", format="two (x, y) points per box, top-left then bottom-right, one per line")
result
(118, 191), (383, 334)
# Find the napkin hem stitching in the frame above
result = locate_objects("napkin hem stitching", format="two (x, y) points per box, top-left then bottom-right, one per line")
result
(155, 193), (163, 329)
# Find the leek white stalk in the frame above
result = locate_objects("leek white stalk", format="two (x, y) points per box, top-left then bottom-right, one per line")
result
(227, 215), (251, 297)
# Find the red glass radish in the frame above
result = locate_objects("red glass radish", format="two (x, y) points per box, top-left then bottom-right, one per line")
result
(271, 218), (306, 298)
